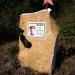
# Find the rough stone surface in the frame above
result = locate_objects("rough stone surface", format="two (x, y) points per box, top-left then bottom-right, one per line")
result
(18, 9), (60, 74)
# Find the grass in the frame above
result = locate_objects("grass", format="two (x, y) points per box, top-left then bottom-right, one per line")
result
(57, 1), (75, 38)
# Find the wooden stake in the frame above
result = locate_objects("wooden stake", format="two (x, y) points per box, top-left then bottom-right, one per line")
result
(46, 3), (48, 9)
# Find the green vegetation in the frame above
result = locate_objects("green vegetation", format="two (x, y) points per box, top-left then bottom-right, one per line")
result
(57, 1), (75, 37)
(57, 0), (75, 43)
(0, 0), (75, 43)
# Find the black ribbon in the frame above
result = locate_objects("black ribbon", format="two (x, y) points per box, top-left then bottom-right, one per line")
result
(19, 28), (32, 49)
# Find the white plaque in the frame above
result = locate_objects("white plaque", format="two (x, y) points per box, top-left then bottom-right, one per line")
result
(27, 22), (46, 38)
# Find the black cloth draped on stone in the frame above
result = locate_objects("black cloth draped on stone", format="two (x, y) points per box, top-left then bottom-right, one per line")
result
(19, 28), (32, 49)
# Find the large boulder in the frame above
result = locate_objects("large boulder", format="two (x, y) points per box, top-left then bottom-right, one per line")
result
(18, 9), (60, 75)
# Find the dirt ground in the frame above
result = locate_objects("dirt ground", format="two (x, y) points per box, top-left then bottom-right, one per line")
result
(0, 41), (75, 75)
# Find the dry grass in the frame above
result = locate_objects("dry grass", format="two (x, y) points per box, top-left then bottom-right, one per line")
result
(54, 55), (75, 75)
(0, 41), (49, 75)
(0, 41), (75, 75)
